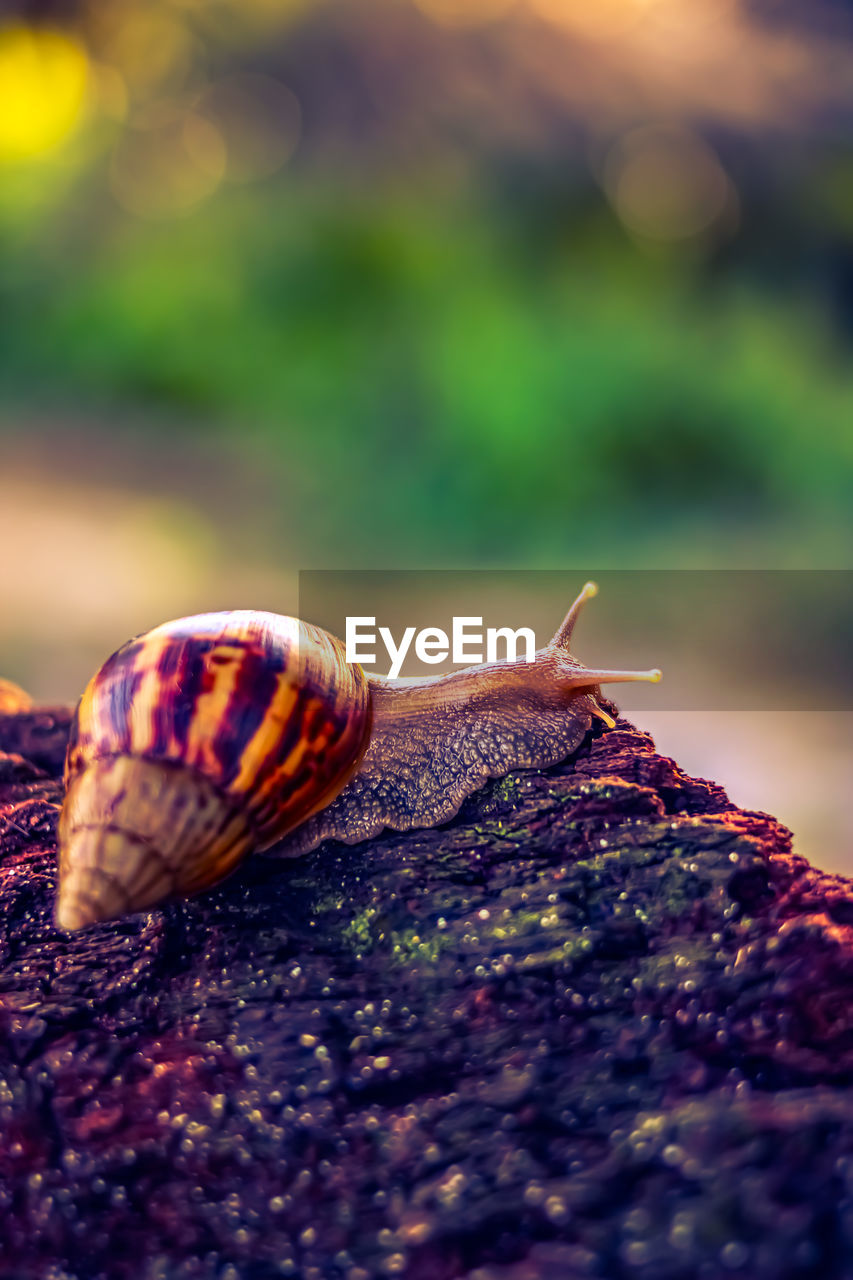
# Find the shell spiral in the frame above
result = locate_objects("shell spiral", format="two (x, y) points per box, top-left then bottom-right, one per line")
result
(56, 612), (371, 930)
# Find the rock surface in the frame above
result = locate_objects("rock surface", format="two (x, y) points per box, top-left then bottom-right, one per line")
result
(0, 708), (852, 1280)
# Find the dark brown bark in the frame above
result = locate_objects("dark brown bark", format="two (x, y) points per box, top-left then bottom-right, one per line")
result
(0, 707), (851, 1280)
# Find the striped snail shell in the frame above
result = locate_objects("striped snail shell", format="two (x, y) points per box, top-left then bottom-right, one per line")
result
(57, 613), (369, 931)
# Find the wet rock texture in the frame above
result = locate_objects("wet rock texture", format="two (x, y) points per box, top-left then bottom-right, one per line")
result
(1, 707), (852, 1280)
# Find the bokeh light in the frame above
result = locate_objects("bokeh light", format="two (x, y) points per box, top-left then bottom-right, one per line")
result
(110, 103), (226, 218)
(603, 125), (736, 242)
(90, 60), (129, 122)
(528, 0), (649, 40)
(194, 75), (300, 183)
(89, 4), (194, 101)
(0, 24), (88, 161)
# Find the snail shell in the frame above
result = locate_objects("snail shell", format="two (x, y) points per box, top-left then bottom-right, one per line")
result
(57, 612), (369, 930)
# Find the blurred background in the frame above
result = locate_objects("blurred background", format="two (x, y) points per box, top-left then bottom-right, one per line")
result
(0, 0), (850, 865)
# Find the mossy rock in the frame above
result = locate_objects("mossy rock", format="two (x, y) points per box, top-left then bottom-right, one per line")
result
(0, 708), (851, 1279)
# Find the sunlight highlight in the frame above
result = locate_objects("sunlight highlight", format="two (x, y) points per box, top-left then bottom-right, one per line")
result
(528, 0), (653, 40)
(0, 25), (88, 161)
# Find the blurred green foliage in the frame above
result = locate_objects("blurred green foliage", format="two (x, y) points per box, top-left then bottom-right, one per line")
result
(0, 0), (850, 567)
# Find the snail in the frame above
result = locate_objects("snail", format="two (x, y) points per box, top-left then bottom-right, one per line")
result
(55, 583), (660, 931)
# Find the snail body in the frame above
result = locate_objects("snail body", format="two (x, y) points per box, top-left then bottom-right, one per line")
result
(56, 585), (660, 931)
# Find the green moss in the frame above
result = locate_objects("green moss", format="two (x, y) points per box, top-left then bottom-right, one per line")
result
(388, 926), (457, 966)
(342, 904), (381, 953)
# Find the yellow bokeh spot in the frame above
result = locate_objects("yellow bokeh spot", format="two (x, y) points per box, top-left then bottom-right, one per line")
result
(0, 25), (88, 161)
(94, 7), (193, 99)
